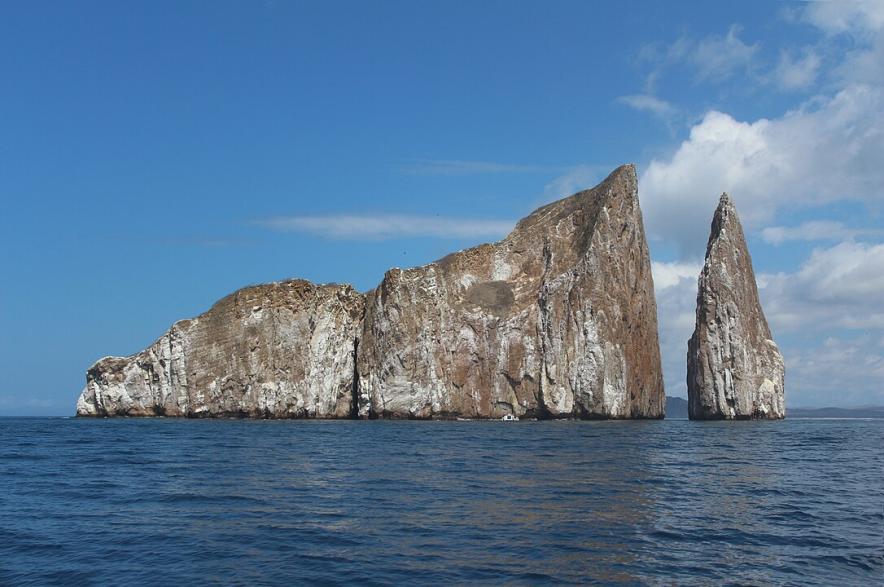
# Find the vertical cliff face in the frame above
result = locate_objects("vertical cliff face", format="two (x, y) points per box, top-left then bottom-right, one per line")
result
(77, 164), (665, 419)
(76, 281), (365, 417)
(687, 194), (785, 420)
(357, 164), (664, 419)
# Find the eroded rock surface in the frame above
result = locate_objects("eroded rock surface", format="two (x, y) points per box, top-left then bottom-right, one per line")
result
(357, 164), (664, 418)
(77, 164), (665, 419)
(687, 194), (785, 420)
(76, 281), (364, 417)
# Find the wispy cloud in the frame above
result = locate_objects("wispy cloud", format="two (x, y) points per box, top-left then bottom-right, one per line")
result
(401, 159), (567, 175)
(691, 24), (760, 81)
(616, 93), (680, 131)
(617, 94), (675, 116)
(801, 0), (884, 36)
(773, 47), (821, 90)
(761, 221), (882, 245)
(257, 214), (515, 240)
(637, 24), (760, 90)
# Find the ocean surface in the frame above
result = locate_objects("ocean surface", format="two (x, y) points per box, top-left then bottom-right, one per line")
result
(0, 418), (881, 586)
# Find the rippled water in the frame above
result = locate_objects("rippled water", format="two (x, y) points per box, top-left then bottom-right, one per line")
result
(1, 418), (881, 585)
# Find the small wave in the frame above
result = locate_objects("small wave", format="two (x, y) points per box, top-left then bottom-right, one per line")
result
(157, 492), (265, 505)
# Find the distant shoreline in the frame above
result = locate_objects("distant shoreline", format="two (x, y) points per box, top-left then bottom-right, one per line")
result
(665, 396), (884, 419)
(784, 408), (884, 419)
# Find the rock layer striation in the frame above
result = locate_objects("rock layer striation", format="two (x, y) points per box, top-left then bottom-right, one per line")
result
(77, 164), (665, 419)
(687, 194), (785, 420)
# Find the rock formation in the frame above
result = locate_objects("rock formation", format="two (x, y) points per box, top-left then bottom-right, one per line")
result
(77, 164), (666, 419)
(687, 193), (785, 420)
(76, 281), (364, 417)
(358, 164), (664, 418)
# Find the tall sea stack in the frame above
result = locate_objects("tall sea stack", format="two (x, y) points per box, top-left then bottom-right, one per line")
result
(687, 193), (785, 420)
(77, 164), (665, 419)
(358, 164), (664, 419)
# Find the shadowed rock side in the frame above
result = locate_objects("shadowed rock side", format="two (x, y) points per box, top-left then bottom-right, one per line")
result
(357, 164), (665, 419)
(76, 281), (365, 417)
(687, 194), (785, 420)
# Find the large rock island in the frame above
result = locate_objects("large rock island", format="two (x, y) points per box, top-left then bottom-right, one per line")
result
(77, 164), (666, 419)
(687, 193), (785, 420)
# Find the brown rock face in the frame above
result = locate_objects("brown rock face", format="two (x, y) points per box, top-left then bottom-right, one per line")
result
(687, 194), (785, 420)
(357, 164), (664, 418)
(76, 280), (364, 417)
(77, 164), (665, 419)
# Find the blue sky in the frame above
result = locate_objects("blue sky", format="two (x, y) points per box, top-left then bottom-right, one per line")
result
(2, 1), (883, 415)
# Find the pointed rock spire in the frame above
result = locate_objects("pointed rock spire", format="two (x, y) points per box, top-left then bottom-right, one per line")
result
(687, 193), (785, 420)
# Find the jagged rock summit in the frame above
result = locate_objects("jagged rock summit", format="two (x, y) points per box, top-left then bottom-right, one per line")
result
(77, 164), (666, 419)
(687, 193), (785, 420)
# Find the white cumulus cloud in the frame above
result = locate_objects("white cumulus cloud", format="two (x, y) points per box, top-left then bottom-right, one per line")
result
(652, 261), (702, 290)
(601, 9), (884, 406)
(760, 241), (884, 332)
(651, 261), (703, 397)
(639, 84), (884, 255)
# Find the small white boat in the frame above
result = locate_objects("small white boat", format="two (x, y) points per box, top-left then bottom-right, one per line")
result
(501, 414), (519, 421)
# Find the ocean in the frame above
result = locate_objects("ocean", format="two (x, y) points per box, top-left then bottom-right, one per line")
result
(1, 418), (881, 586)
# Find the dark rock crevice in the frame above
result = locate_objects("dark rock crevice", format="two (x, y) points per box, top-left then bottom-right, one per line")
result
(349, 337), (360, 419)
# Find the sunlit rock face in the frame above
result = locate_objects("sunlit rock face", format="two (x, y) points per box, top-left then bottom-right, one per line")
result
(357, 164), (665, 419)
(77, 164), (665, 419)
(687, 194), (785, 420)
(76, 281), (364, 417)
